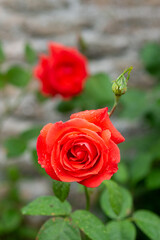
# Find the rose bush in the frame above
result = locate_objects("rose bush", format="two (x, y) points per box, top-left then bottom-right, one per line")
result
(37, 107), (125, 187)
(34, 42), (88, 98)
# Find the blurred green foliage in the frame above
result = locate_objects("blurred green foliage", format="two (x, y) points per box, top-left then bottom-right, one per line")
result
(57, 73), (114, 112)
(0, 167), (37, 240)
(4, 125), (42, 158)
(0, 42), (5, 63)
(6, 66), (31, 88)
(4, 137), (27, 158)
(25, 43), (37, 65)
(141, 42), (160, 81)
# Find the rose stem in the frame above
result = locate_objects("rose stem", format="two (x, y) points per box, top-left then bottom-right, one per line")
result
(109, 95), (120, 117)
(84, 186), (90, 211)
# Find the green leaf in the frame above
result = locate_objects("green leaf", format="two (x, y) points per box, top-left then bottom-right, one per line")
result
(22, 196), (71, 216)
(56, 100), (75, 113)
(74, 73), (114, 110)
(7, 166), (20, 182)
(4, 137), (27, 158)
(100, 183), (132, 219)
(146, 169), (160, 190)
(141, 42), (160, 80)
(53, 180), (70, 202)
(0, 208), (21, 234)
(18, 226), (37, 239)
(120, 89), (148, 119)
(131, 153), (153, 184)
(20, 125), (42, 141)
(25, 43), (37, 64)
(0, 42), (5, 63)
(150, 138), (160, 159)
(71, 210), (107, 240)
(113, 162), (129, 184)
(106, 220), (136, 240)
(85, 73), (113, 103)
(120, 132), (157, 154)
(0, 72), (6, 88)
(103, 180), (123, 216)
(6, 66), (31, 87)
(56, 73), (113, 112)
(8, 185), (20, 202)
(133, 210), (160, 240)
(36, 90), (49, 102)
(37, 218), (81, 240)
(78, 35), (88, 54)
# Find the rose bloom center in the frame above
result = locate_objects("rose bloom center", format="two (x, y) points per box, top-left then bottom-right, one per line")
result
(61, 136), (100, 171)
(57, 63), (74, 77)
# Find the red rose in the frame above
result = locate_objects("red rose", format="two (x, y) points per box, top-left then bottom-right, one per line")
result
(37, 107), (125, 187)
(34, 43), (88, 98)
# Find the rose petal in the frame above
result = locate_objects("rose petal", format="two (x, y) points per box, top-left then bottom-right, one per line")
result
(79, 160), (117, 188)
(49, 42), (65, 57)
(34, 55), (57, 96)
(79, 140), (120, 187)
(108, 139), (120, 164)
(101, 129), (111, 144)
(71, 107), (125, 144)
(79, 171), (112, 188)
(45, 165), (61, 180)
(48, 42), (88, 98)
(70, 108), (108, 128)
(70, 154), (103, 178)
(51, 145), (83, 182)
(46, 118), (101, 153)
(37, 123), (60, 181)
(59, 133), (102, 174)
(37, 123), (53, 165)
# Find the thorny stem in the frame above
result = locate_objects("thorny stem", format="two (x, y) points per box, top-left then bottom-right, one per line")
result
(109, 95), (120, 117)
(84, 186), (90, 211)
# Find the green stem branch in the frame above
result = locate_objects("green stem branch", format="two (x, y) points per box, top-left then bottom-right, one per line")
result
(84, 186), (90, 211)
(109, 96), (120, 117)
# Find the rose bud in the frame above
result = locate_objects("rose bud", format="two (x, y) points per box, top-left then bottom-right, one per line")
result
(37, 108), (125, 188)
(34, 42), (88, 98)
(112, 75), (127, 96)
(112, 66), (133, 97)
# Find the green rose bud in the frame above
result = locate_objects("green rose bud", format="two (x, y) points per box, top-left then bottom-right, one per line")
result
(112, 66), (133, 97)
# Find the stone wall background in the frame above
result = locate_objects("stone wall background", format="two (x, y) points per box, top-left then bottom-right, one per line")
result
(0, 0), (160, 84)
(0, 0), (160, 203)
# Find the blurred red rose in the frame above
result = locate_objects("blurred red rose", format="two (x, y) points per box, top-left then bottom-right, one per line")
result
(34, 43), (88, 98)
(37, 107), (125, 187)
